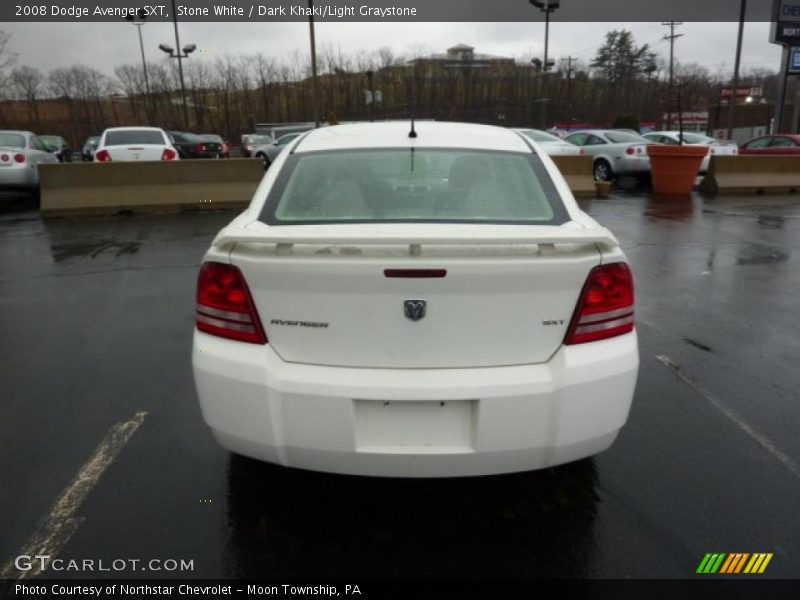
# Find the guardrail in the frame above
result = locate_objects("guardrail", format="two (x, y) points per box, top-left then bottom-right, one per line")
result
(39, 159), (265, 216)
(699, 155), (800, 195)
(550, 155), (596, 199)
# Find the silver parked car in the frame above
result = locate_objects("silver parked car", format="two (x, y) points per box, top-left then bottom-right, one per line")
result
(0, 130), (60, 191)
(564, 130), (653, 182)
(253, 132), (303, 168)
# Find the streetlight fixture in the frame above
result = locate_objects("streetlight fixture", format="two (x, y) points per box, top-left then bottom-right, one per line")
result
(530, 1), (559, 128)
(159, 0), (195, 129)
(125, 9), (152, 119)
(530, 0), (559, 73)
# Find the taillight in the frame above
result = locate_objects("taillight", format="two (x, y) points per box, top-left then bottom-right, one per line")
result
(95, 149), (111, 162)
(14, 153), (26, 163)
(1, 154), (9, 162)
(196, 262), (267, 344)
(565, 263), (634, 345)
(196, 143), (207, 152)
(162, 148), (177, 161)
(625, 147), (635, 155)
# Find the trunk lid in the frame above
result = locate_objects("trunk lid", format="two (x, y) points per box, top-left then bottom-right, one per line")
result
(218, 223), (612, 368)
(108, 145), (166, 161)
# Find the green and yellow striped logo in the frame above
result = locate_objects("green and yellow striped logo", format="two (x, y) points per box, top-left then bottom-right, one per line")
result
(696, 553), (773, 574)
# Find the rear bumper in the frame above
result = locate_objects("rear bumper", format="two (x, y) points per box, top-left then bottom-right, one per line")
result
(0, 166), (37, 188)
(613, 156), (651, 174)
(193, 331), (639, 477)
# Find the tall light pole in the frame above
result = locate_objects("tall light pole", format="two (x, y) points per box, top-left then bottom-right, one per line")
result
(662, 21), (683, 130)
(726, 0), (747, 141)
(125, 9), (152, 120)
(530, 0), (559, 74)
(159, 0), (193, 129)
(308, 0), (320, 127)
(530, 1), (559, 128)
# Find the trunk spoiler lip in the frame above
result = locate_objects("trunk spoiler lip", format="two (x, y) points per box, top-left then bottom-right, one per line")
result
(212, 222), (619, 249)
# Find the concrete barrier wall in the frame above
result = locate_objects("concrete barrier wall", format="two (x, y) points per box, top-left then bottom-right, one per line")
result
(699, 155), (800, 195)
(550, 155), (595, 199)
(40, 159), (265, 215)
(40, 155), (596, 216)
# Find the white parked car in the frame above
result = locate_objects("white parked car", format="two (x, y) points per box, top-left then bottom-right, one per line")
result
(565, 130), (653, 182)
(513, 128), (582, 156)
(94, 127), (179, 162)
(0, 130), (59, 190)
(192, 122), (639, 478)
(642, 131), (738, 173)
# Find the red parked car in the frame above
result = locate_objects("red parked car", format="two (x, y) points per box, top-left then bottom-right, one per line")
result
(739, 134), (800, 155)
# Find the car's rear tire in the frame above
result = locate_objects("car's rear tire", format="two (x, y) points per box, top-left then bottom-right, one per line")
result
(594, 159), (613, 182)
(256, 153), (270, 170)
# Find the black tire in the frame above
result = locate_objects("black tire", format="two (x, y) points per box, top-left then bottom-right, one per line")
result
(256, 153), (270, 170)
(594, 159), (613, 182)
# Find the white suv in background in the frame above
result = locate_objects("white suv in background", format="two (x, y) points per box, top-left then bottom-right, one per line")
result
(192, 122), (639, 478)
(94, 127), (179, 162)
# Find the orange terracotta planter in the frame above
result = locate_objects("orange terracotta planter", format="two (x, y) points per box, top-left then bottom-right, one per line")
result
(646, 145), (709, 195)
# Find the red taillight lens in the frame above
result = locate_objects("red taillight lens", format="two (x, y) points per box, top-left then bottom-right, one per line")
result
(95, 149), (111, 162)
(161, 148), (177, 161)
(196, 143), (207, 152)
(1, 154), (9, 162)
(196, 262), (267, 344)
(14, 153), (26, 163)
(625, 147), (635, 155)
(565, 263), (635, 345)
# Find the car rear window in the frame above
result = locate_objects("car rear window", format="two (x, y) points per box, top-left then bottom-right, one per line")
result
(680, 133), (712, 144)
(606, 131), (649, 144)
(40, 136), (61, 150)
(261, 148), (568, 225)
(0, 133), (26, 148)
(104, 130), (166, 146)
(519, 129), (562, 143)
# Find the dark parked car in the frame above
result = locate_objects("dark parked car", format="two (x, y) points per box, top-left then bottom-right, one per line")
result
(200, 134), (229, 158)
(39, 135), (72, 162)
(167, 131), (225, 159)
(82, 135), (100, 161)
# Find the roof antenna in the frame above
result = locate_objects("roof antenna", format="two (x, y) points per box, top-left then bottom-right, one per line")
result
(408, 64), (418, 138)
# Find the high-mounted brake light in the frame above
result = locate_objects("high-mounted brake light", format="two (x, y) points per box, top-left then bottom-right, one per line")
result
(196, 262), (267, 344)
(565, 263), (634, 345)
(162, 148), (177, 161)
(95, 149), (111, 162)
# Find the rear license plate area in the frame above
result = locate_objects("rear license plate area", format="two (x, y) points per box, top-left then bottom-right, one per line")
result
(354, 399), (476, 454)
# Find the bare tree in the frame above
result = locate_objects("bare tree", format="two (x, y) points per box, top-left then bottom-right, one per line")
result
(11, 65), (44, 123)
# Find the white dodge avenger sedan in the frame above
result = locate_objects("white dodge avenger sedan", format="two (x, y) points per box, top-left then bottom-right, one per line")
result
(192, 122), (639, 477)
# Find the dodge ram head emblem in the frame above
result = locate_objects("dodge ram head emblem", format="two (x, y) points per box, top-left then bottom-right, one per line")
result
(404, 300), (427, 321)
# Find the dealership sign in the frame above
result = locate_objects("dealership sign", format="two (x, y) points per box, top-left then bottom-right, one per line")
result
(720, 86), (763, 98)
(771, 0), (800, 44)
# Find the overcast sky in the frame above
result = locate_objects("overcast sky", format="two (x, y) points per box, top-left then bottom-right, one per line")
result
(1, 21), (783, 78)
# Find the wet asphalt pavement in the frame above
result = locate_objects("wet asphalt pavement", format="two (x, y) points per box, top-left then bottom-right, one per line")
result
(1, 191), (799, 580)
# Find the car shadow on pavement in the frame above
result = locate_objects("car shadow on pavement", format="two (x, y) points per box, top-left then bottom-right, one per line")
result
(224, 455), (599, 578)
